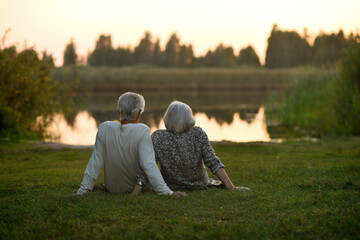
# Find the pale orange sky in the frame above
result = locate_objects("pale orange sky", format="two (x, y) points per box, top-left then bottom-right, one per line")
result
(1, 0), (359, 66)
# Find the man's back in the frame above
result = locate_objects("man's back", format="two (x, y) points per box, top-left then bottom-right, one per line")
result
(77, 121), (173, 195)
(100, 121), (148, 192)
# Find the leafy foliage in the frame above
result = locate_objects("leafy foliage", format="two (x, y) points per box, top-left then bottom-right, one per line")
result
(330, 38), (360, 134)
(279, 37), (360, 136)
(0, 45), (76, 137)
(41, 50), (55, 67)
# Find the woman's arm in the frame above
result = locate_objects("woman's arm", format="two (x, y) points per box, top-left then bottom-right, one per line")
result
(198, 127), (225, 174)
(215, 168), (250, 191)
(215, 168), (234, 189)
(197, 127), (250, 191)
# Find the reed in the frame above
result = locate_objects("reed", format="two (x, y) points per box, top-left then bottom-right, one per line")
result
(52, 65), (336, 92)
(278, 41), (360, 136)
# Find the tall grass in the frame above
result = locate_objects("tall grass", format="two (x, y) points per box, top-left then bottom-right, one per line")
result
(52, 65), (336, 92)
(278, 72), (333, 135)
(278, 40), (360, 137)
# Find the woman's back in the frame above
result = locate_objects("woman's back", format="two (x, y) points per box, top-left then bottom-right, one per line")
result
(151, 126), (224, 190)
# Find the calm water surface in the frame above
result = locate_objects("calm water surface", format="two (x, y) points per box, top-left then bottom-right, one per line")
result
(44, 90), (275, 145)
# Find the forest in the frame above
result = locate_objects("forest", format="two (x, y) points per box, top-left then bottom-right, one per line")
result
(53, 25), (357, 69)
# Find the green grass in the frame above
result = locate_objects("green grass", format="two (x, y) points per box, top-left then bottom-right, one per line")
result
(1, 138), (359, 239)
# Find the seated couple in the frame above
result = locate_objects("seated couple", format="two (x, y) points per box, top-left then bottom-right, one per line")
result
(77, 92), (250, 197)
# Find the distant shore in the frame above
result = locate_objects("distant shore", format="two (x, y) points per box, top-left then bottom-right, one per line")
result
(52, 65), (337, 92)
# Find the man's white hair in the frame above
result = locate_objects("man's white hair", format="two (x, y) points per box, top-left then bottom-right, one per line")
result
(117, 92), (145, 121)
(164, 101), (195, 133)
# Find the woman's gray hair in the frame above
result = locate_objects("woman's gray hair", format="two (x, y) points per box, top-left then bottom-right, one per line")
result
(117, 92), (145, 121)
(164, 101), (195, 133)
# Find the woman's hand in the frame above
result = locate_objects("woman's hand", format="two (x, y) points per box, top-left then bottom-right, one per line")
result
(234, 186), (251, 191)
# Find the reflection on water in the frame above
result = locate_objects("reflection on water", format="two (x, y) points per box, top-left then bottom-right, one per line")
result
(44, 107), (270, 145)
(150, 107), (269, 142)
(196, 107), (269, 142)
(45, 111), (98, 145)
(72, 90), (271, 129)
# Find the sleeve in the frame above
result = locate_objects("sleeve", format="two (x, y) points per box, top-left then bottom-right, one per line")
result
(77, 125), (105, 195)
(138, 129), (173, 195)
(198, 127), (225, 174)
(136, 133), (158, 185)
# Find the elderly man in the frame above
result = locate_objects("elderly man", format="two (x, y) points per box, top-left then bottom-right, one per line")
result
(77, 92), (186, 196)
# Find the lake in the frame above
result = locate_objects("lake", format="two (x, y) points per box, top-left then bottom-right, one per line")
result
(44, 90), (277, 145)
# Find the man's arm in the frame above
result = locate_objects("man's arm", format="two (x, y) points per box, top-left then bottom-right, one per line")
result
(131, 182), (143, 195)
(138, 130), (173, 195)
(137, 129), (187, 196)
(77, 128), (104, 195)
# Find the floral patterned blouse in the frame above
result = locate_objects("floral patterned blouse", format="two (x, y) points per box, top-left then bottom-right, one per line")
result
(137, 126), (225, 190)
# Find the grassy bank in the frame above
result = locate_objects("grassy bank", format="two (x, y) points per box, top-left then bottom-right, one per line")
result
(53, 65), (337, 92)
(1, 138), (359, 239)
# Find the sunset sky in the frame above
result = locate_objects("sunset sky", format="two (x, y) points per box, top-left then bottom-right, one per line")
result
(1, 0), (359, 66)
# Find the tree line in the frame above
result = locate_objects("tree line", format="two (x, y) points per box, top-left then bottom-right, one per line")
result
(58, 25), (357, 68)
(265, 24), (357, 68)
(60, 31), (260, 68)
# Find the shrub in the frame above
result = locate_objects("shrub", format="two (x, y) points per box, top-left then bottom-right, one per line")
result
(279, 37), (360, 136)
(331, 38), (360, 135)
(0, 45), (75, 137)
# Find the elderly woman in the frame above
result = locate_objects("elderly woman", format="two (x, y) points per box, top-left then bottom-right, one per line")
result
(133, 101), (250, 193)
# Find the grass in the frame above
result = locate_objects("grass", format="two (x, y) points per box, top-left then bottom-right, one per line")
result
(1, 137), (359, 239)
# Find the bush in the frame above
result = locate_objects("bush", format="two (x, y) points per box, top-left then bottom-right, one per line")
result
(331, 38), (360, 135)
(0, 45), (75, 137)
(279, 37), (360, 136)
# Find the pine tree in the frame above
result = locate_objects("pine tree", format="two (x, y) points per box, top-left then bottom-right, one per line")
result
(63, 39), (77, 66)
